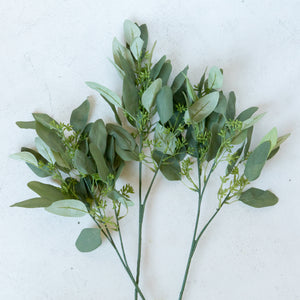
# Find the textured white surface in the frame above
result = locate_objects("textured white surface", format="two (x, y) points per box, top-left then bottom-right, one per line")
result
(1, 0), (300, 299)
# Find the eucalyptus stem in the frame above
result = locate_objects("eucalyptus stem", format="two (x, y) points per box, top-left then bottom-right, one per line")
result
(90, 214), (146, 300)
(135, 134), (144, 300)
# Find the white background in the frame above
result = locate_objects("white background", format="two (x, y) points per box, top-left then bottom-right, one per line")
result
(1, 0), (300, 299)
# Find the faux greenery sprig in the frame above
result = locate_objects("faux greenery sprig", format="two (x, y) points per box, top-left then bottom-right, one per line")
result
(11, 20), (289, 299)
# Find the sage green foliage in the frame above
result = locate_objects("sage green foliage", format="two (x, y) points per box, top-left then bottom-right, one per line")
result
(76, 228), (102, 252)
(240, 188), (278, 207)
(11, 98), (137, 252)
(11, 20), (290, 300)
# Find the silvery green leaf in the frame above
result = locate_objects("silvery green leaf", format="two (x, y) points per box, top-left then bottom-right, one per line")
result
(141, 78), (162, 112)
(122, 75), (139, 117)
(89, 119), (107, 155)
(32, 113), (58, 129)
(130, 37), (144, 60)
(259, 127), (278, 152)
(35, 122), (65, 153)
(86, 81), (122, 108)
(236, 106), (258, 121)
(27, 181), (68, 201)
(184, 110), (191, 124)
(70, 99), (90, 132)
(89, 143), (110, 182)
(11, 197), (53, 208)
(241, 113), (266, 130)
(239, 188), (278, 208)
(214, 92), (227, 115)
(232, 129), (248, 145)
(73, 149), (96, 174)
(139, 24), (148, 59)
(208, 66), (223, 89)
(45, 199), (87, 217)
(154, 124), (177, 155)
(123, 20), (141, 45)
(76, 228), (102, 252)
(185, 77), (197, 102)
(35, 137), (56, 164)
(206, 123), (221, 161)
(274, 133), (290, 149)
(156, 86), (173, 124)
(10, 151), (38, 167)
(226, 91), (236, 120)
(171, 66), (189, 94)
(188, 92), (219, 123)
(150, 56), (166, 80)
(158, 61), (172, 85)
(244, 141), (271, 181)
(108, 58), (125, 79)
(112, 37), (135, 69)
(16, 121), (36, 129)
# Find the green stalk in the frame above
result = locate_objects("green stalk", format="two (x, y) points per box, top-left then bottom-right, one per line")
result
(91, 215), (146, 300)
(135, 135), (144, 300)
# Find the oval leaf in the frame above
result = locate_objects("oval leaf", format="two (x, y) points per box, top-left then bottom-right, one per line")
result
(27, 181), (68, 201)
(89, 119), (107, 155)
(73, 150), (96, 174)
(208, 66), (223, 89)
(141, 79), (162, 112)
(89, 143), (110, 182)
(35, 137), (56, 164)
(11, 197), (53, 208)
(123, 20), (141, 45)
(130, 37), (144, 60)
(70, 100), (90, 132)
(171, 66), (189, 94)
(188, 92), (219, 123)
(156, 86), (173, 124)
(76, 228), (102, 252)
(244, 141), (271, 181)
(239, 188), (278, 208)
(16, 121), (36, 129)
(10, 152), (38, 167)
(45, 199), (87, 217)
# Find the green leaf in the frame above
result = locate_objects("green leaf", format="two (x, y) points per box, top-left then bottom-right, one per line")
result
(239, 188), (278, 208)
(26, 163), (51, 178)
(241, 113), (266, 130)
(130, 37), (144, 60)
(171, 66), (189, 94)
(33, 113), (58, 129)
(123, 20), (141, 45)
(259, 127), (278, 152)
(10, 151), (38, 166)
(154, 124), (177, 155)
(214, 92), (227, 115)
(274, 133), (290, 148)
(35, 122), (65, 153)
(152, 150), (181, 181)
(187, 92), (219, 123)
(35, 137), (56, 164)
(89, 143), (110, 182)
(141, 79), (162, 112)
(11, 197), (53, 208)
(76, 228), (102, 252)
(108, 58), (125, 79)
(207, 123), (221, 161)
(185, 77), (197, 102)
(150, 56), (166, 80)
(86, 81), (122, 108)
(156, 86), (173, 124)
(122, 75), (139, 117)
(236, 107), (258, 122)
(115, 144), (139, 161)
(27, 181), (68, 201)
(208, 66), (223, 89)
(244, 126), (253, 157)
(45, 199), (87, 217)
(73, 150), (96, 174)
(106, 124), (137, 151)
(89, 119), (107, 155)
(112, 37), (135, 69)
(139, 24), (148, 59)
(158, 61), (172, 86)
(232, 129), (248, 145)
(244, 141), (271, 181)
(16, 121), (36, 129)
(70, 100), (90, 132)
(226, 91), (236, 120)
(53, 151), (71, 170)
